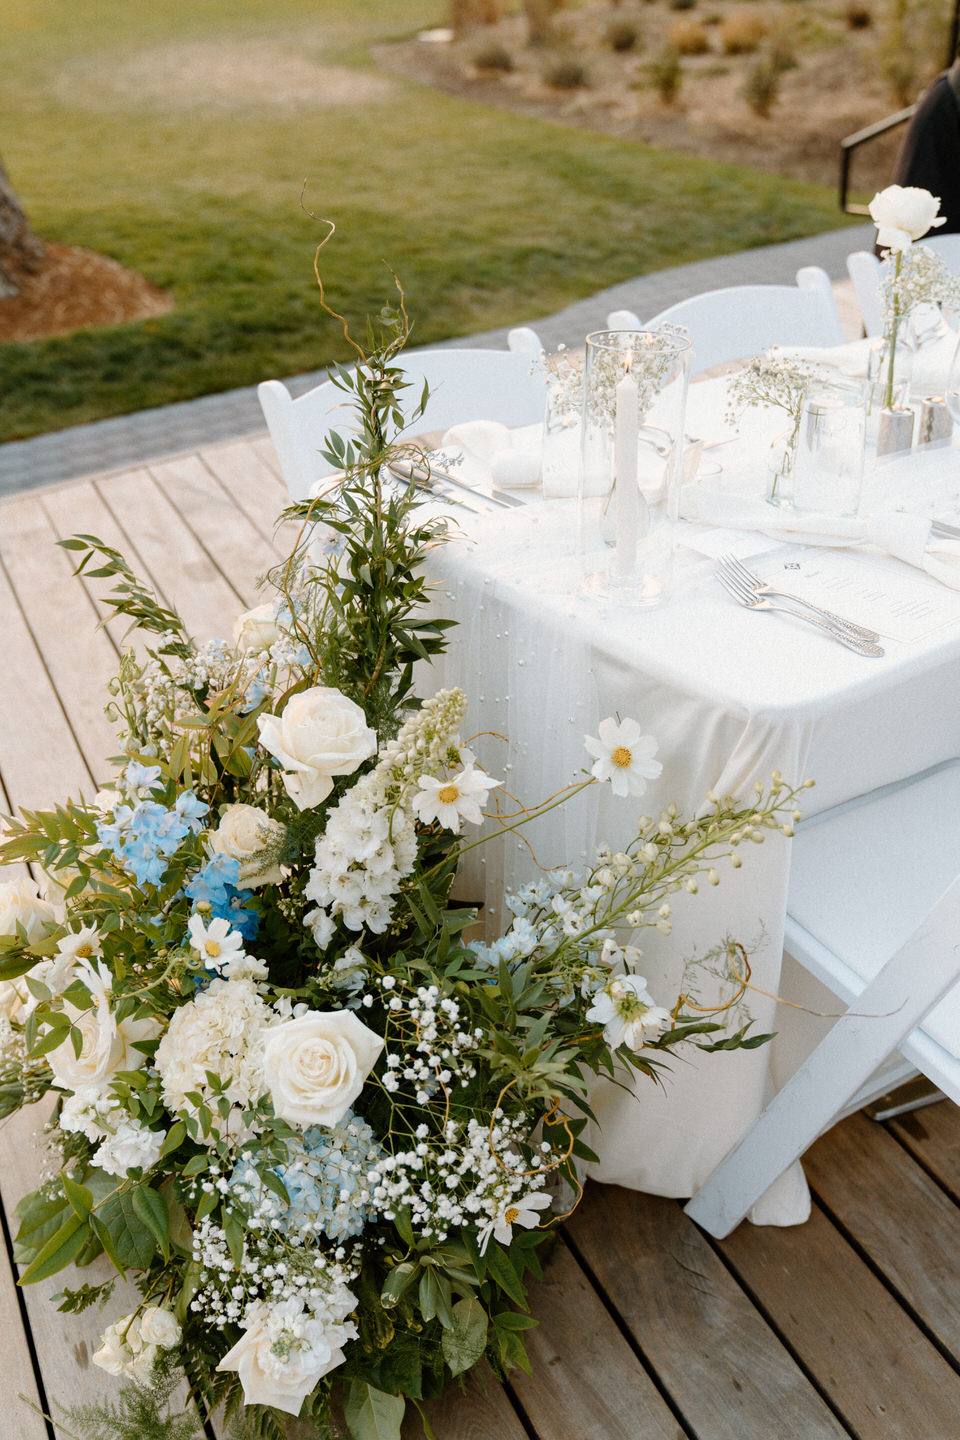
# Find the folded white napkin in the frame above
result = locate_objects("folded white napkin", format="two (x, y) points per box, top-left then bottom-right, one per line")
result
(777, 330), (958, 397)
(681, 485), (960, 589)
(441, 420), (542, 490)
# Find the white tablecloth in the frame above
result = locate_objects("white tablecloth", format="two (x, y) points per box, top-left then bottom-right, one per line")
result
(417, 380), (960, 1225)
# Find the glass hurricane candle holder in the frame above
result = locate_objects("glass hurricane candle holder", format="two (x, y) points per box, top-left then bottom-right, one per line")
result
(579, 329), (691, 607)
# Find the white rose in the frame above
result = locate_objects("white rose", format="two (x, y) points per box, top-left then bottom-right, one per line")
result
(0, 976), (30, 1023)
(47, 977), (159, 1093)
(140, 1306), (182, 1349)
(869, 184), (946, 250)
(233, 602), (283, 654)
(257, 688), (377, 812)
(216, 1300), (354, 1416)
(0, 877), (55, 945)
(262, 1010), (383, 1128)
(92, 1327), (129, 1377)
(206, 804), (285, 888)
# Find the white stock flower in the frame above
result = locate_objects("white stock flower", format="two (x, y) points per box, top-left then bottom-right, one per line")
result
(187, 914), (247, 974)
(584, 718), (662, 799)
(94, 1118), (166, 1177)
(257, 687), (377, 811)
(216, 1297), (356, 1415)
(47, 960), (159, 1093)
(206, 803), (285, 888)
(478, 1190), (552, 1254)
(411, 764), (502, 833)
(262, 1009), (383, 1128)
(155, 977), (273, 1138)
(139, 1306), (182, 1349)
(869, 184), (946, 251)
(233, 601), (283, 653)
(0, 877), (55, 945)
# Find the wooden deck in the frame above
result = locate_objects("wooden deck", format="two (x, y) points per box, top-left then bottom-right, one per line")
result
(2, 436), (960, 1439)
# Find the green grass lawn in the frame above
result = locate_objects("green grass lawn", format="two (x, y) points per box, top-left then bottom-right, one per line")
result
(1, 0), (854, 443)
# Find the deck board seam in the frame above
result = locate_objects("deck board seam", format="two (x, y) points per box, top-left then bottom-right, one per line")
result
(560, 1223), (697, 1439)
(195, 450), (287, 554)
(0, 1169), (56, 1440)
(806, 1182), (960, 1378)
(881, 1116), (960, 1208)
(700, 1202), (867, 1438)
(0, 547), (100, 798)
(142, 462), (255, 610)
(91, 473), (177, 612)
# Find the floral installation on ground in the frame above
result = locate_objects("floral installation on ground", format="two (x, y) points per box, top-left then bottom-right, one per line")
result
(0, 242), (805, 1440)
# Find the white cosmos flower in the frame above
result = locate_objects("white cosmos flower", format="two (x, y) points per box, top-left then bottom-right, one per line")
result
(584, 718), (662, 798)
(478, 1190), (552, 1254)
(586, 974), (670, 1051)
(187, 914), (246, 974)
(411, 764), (502, 833)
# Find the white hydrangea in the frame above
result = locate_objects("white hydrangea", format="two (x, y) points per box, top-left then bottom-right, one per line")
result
(154, 977), (274, 1141)
(94, 1117), (166, 1178)
(304, 688), (468, 940)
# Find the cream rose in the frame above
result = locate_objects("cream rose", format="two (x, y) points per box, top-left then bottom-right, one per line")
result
(216, 1299), (355, 1415)
(257, 687), (377, 812)
(47, 962), (159, 1093)
(206, 804), (286, 888)
(262, 1009), (383, 1128)
(139, 1306), (182, 1349)
(233, 602), (283, 654)
(869, 184), (946, 251)
(0, 877), (55, 945)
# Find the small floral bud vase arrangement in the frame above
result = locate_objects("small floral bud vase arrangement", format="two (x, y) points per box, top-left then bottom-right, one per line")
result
(723, 351), (824, 507)
(0, 261), (804, 1440)
(868, 186), (960, 447)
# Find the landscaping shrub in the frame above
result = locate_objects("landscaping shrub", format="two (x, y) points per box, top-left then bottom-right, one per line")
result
(545, 55), (589, 87)
(845, 0), (873, 26)
(740, 52), (781, 113)
(649, 43), (683, 100)
(669, 18), (711, 53)
(719, 9), (767, 53)
(473, 41), (515, 70)
(606, 19), (641, 50)
(669, 0), (698, 12)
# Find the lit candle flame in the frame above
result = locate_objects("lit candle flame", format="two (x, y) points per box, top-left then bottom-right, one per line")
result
(624, 351), (633, 374)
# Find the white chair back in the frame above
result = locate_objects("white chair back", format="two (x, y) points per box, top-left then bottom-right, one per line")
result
(507, 326), (545, 356)
(846, 250), (884, 337)
(606, 308), (642, 331)
(259, 348), (547, 501)
(921, 233), (960, 270)
(635, 267), (844, 375)
(684, 758), (960, 1238)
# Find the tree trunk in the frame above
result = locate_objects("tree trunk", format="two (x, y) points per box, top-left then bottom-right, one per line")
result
(0, 156), (44, 298)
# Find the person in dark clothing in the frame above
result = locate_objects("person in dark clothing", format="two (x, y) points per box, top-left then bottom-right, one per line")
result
(891, 59), (960, 232)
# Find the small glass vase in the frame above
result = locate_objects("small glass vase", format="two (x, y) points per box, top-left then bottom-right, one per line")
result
(766, 423), (798, 508)
(867, 320), (914, 414)
(578, 328), (691, 607)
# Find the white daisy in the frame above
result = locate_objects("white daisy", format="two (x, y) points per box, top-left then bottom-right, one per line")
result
(187, 914), (246, 975)
(478, 1190), (552, 1254)
(411, 764), (502, 833)
(586, 974), (668, 1050)
(584, 718), (662, 798)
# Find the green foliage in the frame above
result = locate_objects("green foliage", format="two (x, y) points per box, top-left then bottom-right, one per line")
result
(649, 43), (683, 101)
(57, 1353), (205, 1440)
(344, 1381), (406, 1440)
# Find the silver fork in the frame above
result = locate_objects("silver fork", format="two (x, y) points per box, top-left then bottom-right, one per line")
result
(717, 553), (881, 643)
(715, 565), (885, 656)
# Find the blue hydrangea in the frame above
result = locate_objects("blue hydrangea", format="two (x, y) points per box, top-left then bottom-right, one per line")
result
(185, 854), (241, 908)
(231, 1112), (381, 1242)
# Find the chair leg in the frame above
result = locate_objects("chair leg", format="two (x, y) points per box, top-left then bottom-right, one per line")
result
(683, 889), (960, 1238)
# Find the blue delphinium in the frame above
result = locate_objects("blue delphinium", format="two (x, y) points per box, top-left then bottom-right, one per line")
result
(231, 1112), (381, 1242)
(185, 854), (260, 942)
(96, 791), (208, 888)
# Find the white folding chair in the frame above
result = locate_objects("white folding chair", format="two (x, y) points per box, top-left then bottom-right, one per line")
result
(607, 267), (844, 376)
(259, 347), (548, 501)
(921, 233), (960, 270)
(846, 250), (884, 337)
(684, 758), (960, 1238)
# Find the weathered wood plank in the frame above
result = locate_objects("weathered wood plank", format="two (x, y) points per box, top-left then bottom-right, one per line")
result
(0, 495), (120, 786)
(0, 1205), (49, 1440)
(513, 1239), (685, 1440)
(401, 1361), (528, 1440)
(40, 475), (174, 615)
(803, 1112), (960, 1362)
(718, 1193), (960, 1439)
(0, 549), (94, 813)
(889, 1098), (960, 1202)
(94, 468), (243, 641)
(197, 439), (290, 544)
(147, 453), (282, 609)
(566, 1185), (848, 1440)
(248, 434), (285, 482)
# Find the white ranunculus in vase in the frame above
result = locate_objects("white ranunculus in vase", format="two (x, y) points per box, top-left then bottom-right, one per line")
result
(257, 687), (377, 811)
(262, 1009), (384, 1127)
(869, 184), (946, 250)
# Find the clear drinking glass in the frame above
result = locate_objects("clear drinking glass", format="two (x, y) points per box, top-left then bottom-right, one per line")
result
(792, 379), (866, 518)
(579, 329), (691, 607)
